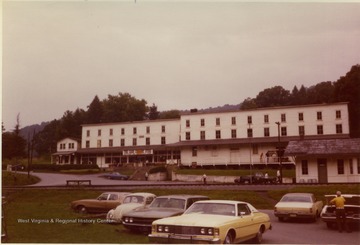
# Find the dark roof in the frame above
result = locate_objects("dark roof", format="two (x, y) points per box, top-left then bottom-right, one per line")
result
(284, 138), (360, 157)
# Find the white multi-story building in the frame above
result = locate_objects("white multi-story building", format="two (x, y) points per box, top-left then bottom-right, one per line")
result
(53, 102), (359, 183)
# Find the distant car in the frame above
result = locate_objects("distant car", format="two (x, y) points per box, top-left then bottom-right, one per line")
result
(234, 172), (277, 184)
(274, 193), (323, 222)
(71, 192), (131, 214)
(122, 195), (209, 233)
(101, 172), (129, 180)
(321, 194), (360, 229)
(149, 200), (272, 244)
(106, 193), (157, 223)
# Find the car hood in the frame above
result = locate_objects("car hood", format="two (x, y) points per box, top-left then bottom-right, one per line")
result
(153, 213), (237, 226)
(275, 202), (312, 208)
(125, 208), (184, 219)
(113, 203), (143, 218)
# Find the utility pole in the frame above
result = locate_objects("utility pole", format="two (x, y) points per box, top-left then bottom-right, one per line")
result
(275, 122), (283, 184)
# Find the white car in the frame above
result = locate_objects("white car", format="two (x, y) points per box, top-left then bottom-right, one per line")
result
(274, 193), (323, 222)
(106, 192), (156, 223)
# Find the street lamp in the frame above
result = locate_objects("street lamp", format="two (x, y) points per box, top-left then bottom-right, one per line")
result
(275, 122), (283, 184)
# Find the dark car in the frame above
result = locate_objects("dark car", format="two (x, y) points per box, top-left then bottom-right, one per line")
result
(234, 172), (277, 184)
(101, 172), (129, 180)
(122, 195), (209, 233)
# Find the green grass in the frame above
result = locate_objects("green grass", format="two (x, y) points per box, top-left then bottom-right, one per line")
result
(4, 185), (359, 243)
(2, 171), (40, 186)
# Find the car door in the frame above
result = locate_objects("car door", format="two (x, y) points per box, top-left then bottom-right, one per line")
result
(236, 204), (257, 240)
(106, 193), (122, 211)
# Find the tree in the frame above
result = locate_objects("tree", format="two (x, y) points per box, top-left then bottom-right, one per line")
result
(86, 95), (103, 124)
(240, 97), (257, 110)
(255, 86), (291, 107)
(2, 115), (27, 160)
(306, 81), (335, 104)
(159, 110), (181, 119)
(148, 103), (160, 120)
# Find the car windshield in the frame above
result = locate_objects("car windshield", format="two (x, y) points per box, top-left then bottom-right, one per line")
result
(325, 196), (360, 205)
(281, 195), (311, 203)
(185, 203), (236, 216)
(150, 198), (185, 209)
(123, 196), (144, 204)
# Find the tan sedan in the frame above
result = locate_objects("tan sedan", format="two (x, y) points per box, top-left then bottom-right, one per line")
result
(71, 192), (131, 214)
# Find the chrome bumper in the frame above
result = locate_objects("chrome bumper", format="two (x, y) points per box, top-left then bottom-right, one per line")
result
(148, 233), (221, 244)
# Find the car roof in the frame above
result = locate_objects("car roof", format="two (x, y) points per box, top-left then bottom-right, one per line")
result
(102, 192), (132, 195)
(155, 195), (208, 199)
(193, 200), (248, 205)
(125, 192), (155, 197)
(283, 193), (314, 196)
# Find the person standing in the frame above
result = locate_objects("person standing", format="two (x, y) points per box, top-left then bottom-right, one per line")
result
(145, 172), (149, 181)
(330, 191), (349, 233)
(276, 169), (281, 183)
(202, 174), (207, 185)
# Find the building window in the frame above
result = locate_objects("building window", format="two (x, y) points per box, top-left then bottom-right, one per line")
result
(216, 118), (220, 126)
(350, 159), (353, 174)
(281, 113), (286, 123)
(86, 141), (90, 148)
(231, 117), (236, 125)
(109, 139), (113, 147)
(357, 159), (360, 174)
(69, 143), (74, 149)
(299, 126), (305, 136)
(186, 120), (190, 128)
(317, 125), (323, 135)
(216, 130), (221, 139)
(133, 127), (137, 135)
(109, 128), (113, 136)
(264, 115), (269, 123)
(336, 110), (341, 119)
(162, 125), (166, 133)
(264, 127), (270, 137)
(337, 159), (344, 174)
(121, 128), (125, 135)
(161, 137), (166, 145)
(317, 111), (322, 120)
(146, 137), (150, 145)
(231, 129), (237, 139)
(247, 116), (252, 124)
(120, 139), (125, 146)
(336, 124), (343, 134)
(252, 144), (258, 154)
(281, 126), (287, 136)
(298, 112), (304, 121)
(98, 129), (101, 136)
(201, 119), (205, 127)
(97, 140), (101, 147)
(192, 147), (197, 157)
(186, 132), (191, 140)
(247, 128), (253, 138)
(146, 126), (150, 134)
(301, 160), (308, 175)
(86, 130), (90, 137)
(132, 138), (137, 146)
(200, 131), (206, 140)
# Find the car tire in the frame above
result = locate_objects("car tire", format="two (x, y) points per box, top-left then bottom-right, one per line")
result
(253, 228), (263, 244)
(224, 232), (233, 244)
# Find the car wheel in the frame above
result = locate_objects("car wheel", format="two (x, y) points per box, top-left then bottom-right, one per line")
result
(77, 205), (87, 214)
(224, 232), (233, 244)
(253, 228), (263, 244)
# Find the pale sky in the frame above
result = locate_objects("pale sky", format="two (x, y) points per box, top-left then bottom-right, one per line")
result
(2, 0), (360, 130)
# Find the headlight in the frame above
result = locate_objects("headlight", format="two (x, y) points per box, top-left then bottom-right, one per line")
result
(124, 217), (129, 222)
(214, 228), (220, 236)
(200, 228), (214, 235)
(164, 226), (169, 232)
(129, 218), (133, 223)
(158, 225), (163, 232)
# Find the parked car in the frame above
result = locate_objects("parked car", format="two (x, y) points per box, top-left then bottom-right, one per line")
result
(321, 194), (360, 229)
(100, 172), (129, 180)
(234, 172), (277, 184)
(274, 193), (323, 222)
(106, 192), (156, 223)
(71, 192), (131, 214)
(149, 200), (272, 244)
(122, 195), (209, 233)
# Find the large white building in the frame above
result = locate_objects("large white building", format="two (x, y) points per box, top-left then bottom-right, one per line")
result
(53, 102), (360, 183)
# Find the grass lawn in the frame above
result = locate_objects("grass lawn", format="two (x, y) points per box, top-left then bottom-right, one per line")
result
(2, 171), (41, 186)
(3, 185), (359, 243)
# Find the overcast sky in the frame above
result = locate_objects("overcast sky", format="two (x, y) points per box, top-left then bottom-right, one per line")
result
(2, 0), (360, 130)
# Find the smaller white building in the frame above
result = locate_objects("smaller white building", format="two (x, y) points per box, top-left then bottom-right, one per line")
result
(51, 137), (81, 164)
(285, 138), (360, 183)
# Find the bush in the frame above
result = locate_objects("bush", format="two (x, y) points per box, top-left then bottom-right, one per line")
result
(149, 166), (167, 174)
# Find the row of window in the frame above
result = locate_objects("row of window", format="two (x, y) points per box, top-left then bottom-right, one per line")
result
(59, 143), (75, 150)
(185, 124), (343, 140)
(185, 110), (343, 128)
(85, 137), (167, 148)
(301, 159), (360, 175)
(86, 125), (167, 137)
